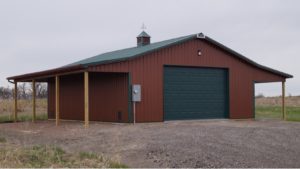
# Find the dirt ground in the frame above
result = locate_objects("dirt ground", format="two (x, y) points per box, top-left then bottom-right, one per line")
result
(0, 119), (300, 168)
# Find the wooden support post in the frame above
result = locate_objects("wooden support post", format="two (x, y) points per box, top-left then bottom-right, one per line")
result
(55, 76), (60, 126)
(282, 81), (286, 120)
(84, 71), (89, 128)
(32, 80), (36, 122)
(14, 82), (18, 122)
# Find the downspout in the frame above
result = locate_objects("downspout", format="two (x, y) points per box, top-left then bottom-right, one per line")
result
(8, 79), (15, 84)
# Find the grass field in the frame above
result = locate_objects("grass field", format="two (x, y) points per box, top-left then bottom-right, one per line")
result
(255, 106), (300, 121)
(1, 97), (300, 122)
(255, 96), (300, 121)
(0, 99), (47, 122)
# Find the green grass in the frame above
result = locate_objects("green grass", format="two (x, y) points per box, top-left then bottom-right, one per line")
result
(79, 152), (128, 168)
(0, 145), (127, 168)
(256, 106), (300, 121)
(79, 152), (98, 159)
(23, 146), (66, 167)
(108, 161), (129, 168)
(0, 113), (48, 123)
(0, 145), (67, 168)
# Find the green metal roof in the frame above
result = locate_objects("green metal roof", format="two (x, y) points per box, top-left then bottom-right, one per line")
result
(68, 34), (195, 67)
(67, 32), (292, 78)
(137, 31), (151, 37)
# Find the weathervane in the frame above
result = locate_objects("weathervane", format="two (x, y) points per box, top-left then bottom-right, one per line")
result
(141, 23), (147, 31)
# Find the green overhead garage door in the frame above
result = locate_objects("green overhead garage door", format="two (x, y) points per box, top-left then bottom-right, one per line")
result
(164, 66), (229, 120)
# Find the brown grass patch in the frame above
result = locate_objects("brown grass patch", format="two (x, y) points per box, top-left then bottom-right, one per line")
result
(256, 96), (300, 107)
(0, 99), (47, 120)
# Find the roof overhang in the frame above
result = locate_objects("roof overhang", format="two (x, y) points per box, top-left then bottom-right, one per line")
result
(7, 65), (85, 82)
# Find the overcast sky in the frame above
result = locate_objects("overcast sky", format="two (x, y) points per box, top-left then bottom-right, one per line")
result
(0, 0), (299, 96)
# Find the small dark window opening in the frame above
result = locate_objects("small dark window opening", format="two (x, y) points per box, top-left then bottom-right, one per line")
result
(117, 111), (122, 122)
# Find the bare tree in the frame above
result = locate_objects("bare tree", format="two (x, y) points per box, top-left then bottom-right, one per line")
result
(18, 83), (28, 99)
(0, 82), (47, 100)
(255, 93), (265, 99)
(0, 86), (13, 99)
(27, 82), (48, 99)
(36, 83), (47, 98)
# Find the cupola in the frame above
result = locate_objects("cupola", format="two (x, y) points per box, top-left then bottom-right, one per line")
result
(137, 31), (151, 47)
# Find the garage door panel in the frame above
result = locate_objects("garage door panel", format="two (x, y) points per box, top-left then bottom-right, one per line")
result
(164, 66), (229, 120)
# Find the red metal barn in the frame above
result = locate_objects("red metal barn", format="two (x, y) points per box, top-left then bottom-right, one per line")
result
(7, 32), (293, 125)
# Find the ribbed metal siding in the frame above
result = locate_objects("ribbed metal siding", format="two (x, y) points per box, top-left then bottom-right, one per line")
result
(164, 66), (229, 120)
(84, 39), (285, 122)
(47, 73), (85, 121)
(47, 72), (129, 122)
(89, 72), (129, 122)
(60, 73), (84, 120)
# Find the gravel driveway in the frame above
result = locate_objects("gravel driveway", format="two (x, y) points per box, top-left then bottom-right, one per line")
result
(1, 119), (300, 168)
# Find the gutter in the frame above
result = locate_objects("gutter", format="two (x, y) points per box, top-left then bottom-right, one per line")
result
(7, 79), (15, 84)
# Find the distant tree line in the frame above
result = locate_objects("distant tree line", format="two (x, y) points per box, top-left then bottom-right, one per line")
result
(255, 93), (265, 99)
(0, 83), (47, 100)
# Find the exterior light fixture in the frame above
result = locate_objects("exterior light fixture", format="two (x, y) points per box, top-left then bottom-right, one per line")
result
(197, 49), (202, 56)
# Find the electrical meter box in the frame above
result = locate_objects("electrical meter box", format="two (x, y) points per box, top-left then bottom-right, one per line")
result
(132, 84), (141, 102)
